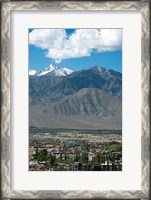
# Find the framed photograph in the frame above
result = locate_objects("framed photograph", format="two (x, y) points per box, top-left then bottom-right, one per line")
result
(1, 0), (150, 199)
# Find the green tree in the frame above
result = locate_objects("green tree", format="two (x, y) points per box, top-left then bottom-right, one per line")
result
(85, 143), (89, 152)
(107, 143), (122, 152)
(75, 152), (80, 162)
(37, 149), (48, 162)
(46, 154), (54, 166)
(81, 152), (88, 163)
(96, 152), (100, 163)
(64, 153), (67, 161)
(99, 153), (105, 163)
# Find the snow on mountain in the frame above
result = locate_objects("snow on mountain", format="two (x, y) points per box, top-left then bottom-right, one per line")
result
(62, 67), (73, 75)
(29, 69), (37, 76)
(36, 64), (73, 77)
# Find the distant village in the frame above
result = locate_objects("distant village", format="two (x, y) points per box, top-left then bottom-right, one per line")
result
(29, 130), (122, 171)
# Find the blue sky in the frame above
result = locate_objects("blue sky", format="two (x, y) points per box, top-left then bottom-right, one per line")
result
(29, 29), (122, 73)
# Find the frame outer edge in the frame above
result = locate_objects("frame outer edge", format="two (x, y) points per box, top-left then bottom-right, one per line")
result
(141, 2), (150, 199)
(1, 1), (150, 199)
(1, 1), (11, 198)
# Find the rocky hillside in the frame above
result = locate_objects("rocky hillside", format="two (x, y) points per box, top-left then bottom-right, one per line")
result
(29, 65), (122, 129)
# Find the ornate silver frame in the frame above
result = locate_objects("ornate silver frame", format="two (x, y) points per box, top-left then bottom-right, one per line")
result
(1, 1), (150, 199)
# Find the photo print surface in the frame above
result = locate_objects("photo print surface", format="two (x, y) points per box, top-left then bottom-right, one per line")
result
(29, 29), (122, 171)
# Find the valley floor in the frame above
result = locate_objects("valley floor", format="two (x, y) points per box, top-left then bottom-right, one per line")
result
(29, 113), (122, 130)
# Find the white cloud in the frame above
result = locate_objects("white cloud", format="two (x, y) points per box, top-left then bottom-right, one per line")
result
(29, 29), (122, 63)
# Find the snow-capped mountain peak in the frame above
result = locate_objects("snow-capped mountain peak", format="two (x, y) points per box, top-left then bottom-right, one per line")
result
(92, 66), (110, 74)
(36, 64), (73, 77)
(62, 67), (73, 75)
(29, 69), (37, 76)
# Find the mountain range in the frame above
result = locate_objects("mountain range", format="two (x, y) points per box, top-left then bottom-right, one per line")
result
(29, 65), (122, 130)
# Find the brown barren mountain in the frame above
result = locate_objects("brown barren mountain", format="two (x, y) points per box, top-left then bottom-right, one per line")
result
(29, 66), (122, 130)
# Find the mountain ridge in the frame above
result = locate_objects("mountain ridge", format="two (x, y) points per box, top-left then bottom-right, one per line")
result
(30, 64), (73, 77)
(29, 65), (122, 130)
